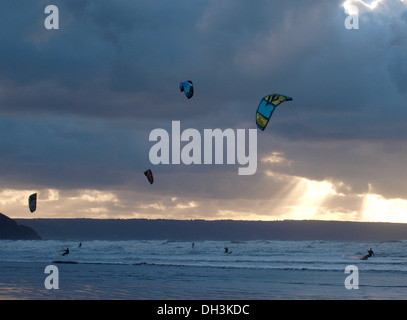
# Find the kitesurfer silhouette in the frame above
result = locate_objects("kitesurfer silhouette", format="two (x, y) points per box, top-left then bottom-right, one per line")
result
(362, 248), (375, 260)
(62, 248), (70, 256)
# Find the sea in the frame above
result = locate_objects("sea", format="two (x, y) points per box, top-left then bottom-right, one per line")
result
(1, 239), (407, 301)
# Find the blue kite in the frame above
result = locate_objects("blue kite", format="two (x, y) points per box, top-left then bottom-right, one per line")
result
(180, 80), (194, 99)
(256, 94), (292, 131)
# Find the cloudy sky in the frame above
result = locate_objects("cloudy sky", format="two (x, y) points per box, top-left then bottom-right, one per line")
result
(1, 0), (407, 222)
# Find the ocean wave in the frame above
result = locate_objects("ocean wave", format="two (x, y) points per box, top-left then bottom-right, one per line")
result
(2, 239), (407, 274)
(29, 259), (406, 274)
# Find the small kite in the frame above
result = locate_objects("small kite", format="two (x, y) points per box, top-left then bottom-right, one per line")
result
(256, 94), (292, 131)
(180, 80), (194, 99)
(28, 193), (37, 213)
(144, 169), (154, 184)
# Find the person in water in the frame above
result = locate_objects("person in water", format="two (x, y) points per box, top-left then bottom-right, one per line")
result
(62, 248), (70, 256)
(367, 248), (375, 258)
(362, 248), (375, 260)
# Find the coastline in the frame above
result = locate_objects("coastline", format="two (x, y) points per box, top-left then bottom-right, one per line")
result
(15, 219), (407, 242)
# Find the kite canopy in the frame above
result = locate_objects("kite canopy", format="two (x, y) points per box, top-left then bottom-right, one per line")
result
(144, 169), (154, 184)
(256, 94), (292, 131)
(180, 80), (194, 99)
(28, 193), (37, 213)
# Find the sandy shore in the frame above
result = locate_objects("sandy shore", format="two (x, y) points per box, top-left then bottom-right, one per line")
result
(1, 261), (406, 300)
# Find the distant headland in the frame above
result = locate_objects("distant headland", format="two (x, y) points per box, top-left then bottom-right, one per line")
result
(0, 213), (41, 240)
(14, 218), (407, 242)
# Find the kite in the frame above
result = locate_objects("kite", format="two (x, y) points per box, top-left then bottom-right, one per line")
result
(256, 94), (292, 131)
(144, 169), (154, 184)
(28, 193), (37, 213)
(180, 80), (194, 99)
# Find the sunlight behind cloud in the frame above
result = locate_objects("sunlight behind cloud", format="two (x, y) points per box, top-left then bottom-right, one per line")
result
(361, 193), (407, 223)
(1, 180), (407, 223)
(0, 188), (60, 210)
(68, 190), (118, 203)
(0, 189), (28, 206)
(279, 178), (342, 220)
(0, 188), (121, 219)
(261, 152), (289, 165)
(343, 0), (407, 15)
(175, 201), (198, 209)
(344, 0), (381, 14)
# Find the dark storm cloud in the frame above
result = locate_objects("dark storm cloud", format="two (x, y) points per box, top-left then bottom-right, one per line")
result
(0, 0), (207, 116)
(1, 0), (407, 219)
(2, 0), (405, 122)
(0, 0), (342, 121)
(387, 9), (407, 93)
(0, 115), (154, 189)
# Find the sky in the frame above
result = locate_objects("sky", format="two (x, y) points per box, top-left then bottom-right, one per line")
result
(1, 0), (407, 222)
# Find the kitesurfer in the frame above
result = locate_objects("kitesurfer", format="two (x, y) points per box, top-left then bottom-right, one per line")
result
(362, 248), (375, 260)
(62, 248), (70, 256)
